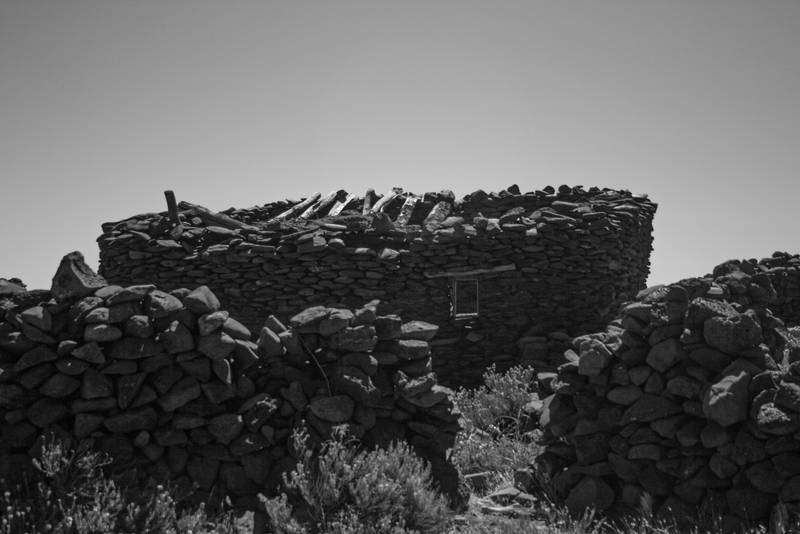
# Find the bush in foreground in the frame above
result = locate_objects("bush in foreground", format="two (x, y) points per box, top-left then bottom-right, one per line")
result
(261, 426), (449, 534)
(0, 434), (239, 534)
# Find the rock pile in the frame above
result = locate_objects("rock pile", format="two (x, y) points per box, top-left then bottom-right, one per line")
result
(534, 257), (800, 530)
(0, 253), (461, 510)
(97, 185), (656, 385)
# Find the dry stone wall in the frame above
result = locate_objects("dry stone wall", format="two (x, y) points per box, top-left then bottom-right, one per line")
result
(97, 185), (656, 386)
(535, 253), (800, 530)
(0, 254), (461, 511)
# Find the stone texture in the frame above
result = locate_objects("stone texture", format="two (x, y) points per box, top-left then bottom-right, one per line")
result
(51, 252), (107, 301)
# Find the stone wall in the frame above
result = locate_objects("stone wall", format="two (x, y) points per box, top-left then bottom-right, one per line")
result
(0, 254), (461, 510)
(97, 185), (656, 386)
(535, 253), (800, 530)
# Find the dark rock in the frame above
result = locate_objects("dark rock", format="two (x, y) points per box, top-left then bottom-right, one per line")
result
(104, 407), (158, 432)
(50, 252), (107, 301)
(309, 395), (354, 423)
(703, 371), (751, 427)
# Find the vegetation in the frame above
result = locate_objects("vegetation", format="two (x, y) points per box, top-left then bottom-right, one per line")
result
(2, 365), (798, 533)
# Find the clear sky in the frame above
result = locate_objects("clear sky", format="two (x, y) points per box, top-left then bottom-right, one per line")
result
(1, 0), (798, 290)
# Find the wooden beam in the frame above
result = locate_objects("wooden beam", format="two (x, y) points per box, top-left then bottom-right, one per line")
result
(163, 190), (180, 226)
(370, 190), (400, 214)
(177, 201), (258, 231)
(394, 195), (419, 226)
(328, 193), (358, 216)
(362, 189), (380, 215)
(423, 264), (516, 279)
(299, 190), (343, 219)
(269, 192), (321, 222)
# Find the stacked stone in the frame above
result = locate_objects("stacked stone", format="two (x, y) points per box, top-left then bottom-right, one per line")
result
(0, 254), (460, 511)
(97, 185), (656, 386)
(535, 258), (800, 529)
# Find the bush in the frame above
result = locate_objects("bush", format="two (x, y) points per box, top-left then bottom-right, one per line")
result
(261, 426), (450, 534)
(452, 365), (537, 436)
(0, 433), (240, 534)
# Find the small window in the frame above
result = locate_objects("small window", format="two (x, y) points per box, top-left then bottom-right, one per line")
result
(451, 277), (479, 319)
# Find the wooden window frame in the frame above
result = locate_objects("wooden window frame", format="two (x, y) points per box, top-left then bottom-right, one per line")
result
(451, 277), (479, 319)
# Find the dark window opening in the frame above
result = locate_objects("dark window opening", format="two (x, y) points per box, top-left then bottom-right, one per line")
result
(451, 277), (479, 319)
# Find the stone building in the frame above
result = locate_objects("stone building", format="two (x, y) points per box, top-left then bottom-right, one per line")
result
(97, 185), (656, 385)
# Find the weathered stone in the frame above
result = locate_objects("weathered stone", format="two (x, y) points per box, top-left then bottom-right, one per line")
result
(330, 326), (377, 352)
(146, 290), (184, 319)
(104, 407), (158, 432)
(222, 317), (251, 340)
(208, 413), (244, 444)
(756, 403), (800, 435)
(83, 324), (123, 343)
(81, 369), (113, 399)
(257, 326), (285, 356)
(117, 373), (146, 409)
(159, 321), (194, 353)
(110, 337), (162, 360)
(39, 373), (81, 398)
(241, 394), (279, 432)
(20, 306), (52, 332)
(374, 315), (403, 340)
(182, 285), (220, 315)
(319, 308), (353, 336)
(400, 320), (439, 341)
(158, 377), (201, 412)
(14, 346), (58, 372)
(621, 394), (682, 424)
(333, 367), (380, 405)
(704, 310), (763, 354)
(230, 433), (269, 456)
(565, 477), (615, 513)
(309, 395), (354, 423)
(105, 284), (154, 305)
(70, 341), (106, 365)
(606, 385), (643, 405)
(197, 331), (235, 360)
(578, 340), (613, 376)
(775, 380), (800, 412)
(289, 306), (329, 333)
(198, 310), (230, 336)
(27, 398), (69, 427)
(703, 371), (751, 427)
(124, 315), (153, 338)
(51, 252), (107, 301)
(646, 338), (685, 372)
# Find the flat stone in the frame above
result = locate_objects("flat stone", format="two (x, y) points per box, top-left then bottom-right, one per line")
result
(197, 331), (235, 360)
(55, 357), (89, 375)
(374, 315), (403, 340)
(666, 376), (702, 399)
(39, 374), (81, 398)
(646, 338), (685, 372)
(146, 290), (184, 319)
(124, 315), (154, 338)
(20, 306), (52, 332)
(330, 326), (377, 352)
(50, 252), (107, 301)
(332, 367), (380, 405)
(104, 407), (157, 432)
(81, 369), (114, 399)
(404, 384), (451, 408)
(159, 321), (194, 354)
(621, 394), (682, 424)
(241, 394), (279, 431)
(399, 320), (439, 341)
(158, 377), (201, 412)
(27, 398), (69, 427)
(309, 395), (354, 423)
(257, 326), (285, 356)
(105, 284), (154, 305)
(222, 317), (251, 340)
(393, 339), (431, 360)
(14, 346), (58, 372)
(703, 370), (751, 427)
(71, 396), (118, 413)
(183, 285), (221, 314)
(110, 337), (162, 360)
(319, 308), (353, 336)
(578, 339), (613, 376)
(606, 385), (643, 405)
(230, 433), (269, 456)
(208, 413), (244, 444)
(84, 324), (123, 343)
(289, 306), (329, 334)
(565, 477), (615, 514)
(198, 310), (230, 336)
(117, 373), (146, 409)
(704, 310), (763, 354)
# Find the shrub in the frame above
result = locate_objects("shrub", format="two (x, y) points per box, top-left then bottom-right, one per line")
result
(261, 426), (449, 534)
(0, 433), (240, 534)
(452, 365), (537, 436)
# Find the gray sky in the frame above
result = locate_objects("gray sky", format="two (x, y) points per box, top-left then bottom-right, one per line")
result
(2, 0), (799, 289)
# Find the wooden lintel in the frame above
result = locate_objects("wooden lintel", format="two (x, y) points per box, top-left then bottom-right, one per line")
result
(423, 264), (516, 279)
(177, 201), (258, 231)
